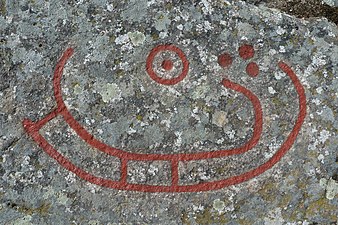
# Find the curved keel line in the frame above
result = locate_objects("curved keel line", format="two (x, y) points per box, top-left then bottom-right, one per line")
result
(23, 48), (307, 192)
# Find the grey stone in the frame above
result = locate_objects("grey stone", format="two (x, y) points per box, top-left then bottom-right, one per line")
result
(0, 0), (337, 224)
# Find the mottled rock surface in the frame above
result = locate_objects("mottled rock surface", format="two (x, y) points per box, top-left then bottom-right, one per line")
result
(0, 0), (337, 224)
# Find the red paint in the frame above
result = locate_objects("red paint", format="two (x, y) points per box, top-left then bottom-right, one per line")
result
(23, 46), (307, 192)
(239, 44), (255, 60)
(161, 59), (174, 71)
(120, 158), (128, 185)
(246, 62), (259, 77)
(146, 44), (189, 85)
(218, 53), (233, 68)
(49, 47), (263, 161)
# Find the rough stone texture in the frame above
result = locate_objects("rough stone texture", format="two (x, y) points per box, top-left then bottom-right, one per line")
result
(1, 0), (338, 224)
(246, 0), (338, 24)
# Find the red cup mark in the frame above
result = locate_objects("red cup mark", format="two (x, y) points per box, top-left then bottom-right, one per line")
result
(246, 62), (260, 77)
(239, 44), (255, 60)
(146, 44), (189, 85)
(218, 53), (233, 68)
(22, 45), (307, 193)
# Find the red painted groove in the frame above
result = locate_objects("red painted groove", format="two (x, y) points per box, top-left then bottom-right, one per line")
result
(239, 44), (255, 60)
(51, 47), (263, 161)
(171, 159), (179, 188)
(218, 53), (233, 68)
(246, 62), (260, 77)
(120, 158), (128, 185)
(161, 59), (174, 71)
(22, 47), (307, 192)
(146, 44), (189, 85)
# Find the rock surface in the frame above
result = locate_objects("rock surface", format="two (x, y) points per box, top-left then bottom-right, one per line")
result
(0, 0), (337, 224)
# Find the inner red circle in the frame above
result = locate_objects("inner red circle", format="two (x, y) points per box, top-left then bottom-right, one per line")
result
(162, 59), (174, 71)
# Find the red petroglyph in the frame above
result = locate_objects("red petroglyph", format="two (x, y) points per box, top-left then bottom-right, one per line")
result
(218, 53), (233, 68)
(239, 44), (255, 60)
(146, 44), (189, 85)
(23, 44), (307, 192)
(161, 59), (174, 71)
(246, 62), (260, 77)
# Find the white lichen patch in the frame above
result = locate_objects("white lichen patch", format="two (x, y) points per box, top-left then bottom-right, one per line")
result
(148, 164), (159, 176)
(319, 129), (330, 144)
(73, 83), (82, 95)
(86, 182), (102, 194)
(106, 3), (114, 12)
(200, 0), (214, 15)
(308, 128), (332, 151)
(95, 83), (122, 103)
(196, 21), (214, 33)
(317, 106), (335, 122)
(276, 26), (286, 35)
(316, 87), (323, 94)
(159, 31), (168, 39)
(120, 0), (148, 22)
(268, 86), (277, 95)
(115, 33), (129, 45)
(322, 0), (335, 7)
(317, 154), (325, 163)
(320, 178), (338, 200)
(279, 46), (286, 53)
(237, 22), (256, 38)
(192, 204), (205, 212)
(212, 110), (228, 127)
(57, 192), (70, 205)
(226, 129), (236, 140)
(325, 178), (338, 200)
(127, 31), (145, 46)
(304, 53), (327, 77)
(269, 48), (277, 56)
(154, 14), (171, 31)
(191, 83), (209, 99)
(65, 170), (76, 184)
(213, 199), (225, 213)
(320, 178), (328, 187)
(175, 131), (183, 147)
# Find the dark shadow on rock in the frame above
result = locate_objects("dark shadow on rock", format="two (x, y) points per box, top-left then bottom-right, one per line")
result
(245, 0), (338, 25)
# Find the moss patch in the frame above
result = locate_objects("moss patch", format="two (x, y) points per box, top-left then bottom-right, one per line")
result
(0, 0), (6, 16)
(180, 211), (191, 225)
(7, 201), (51, 216)
(257, 182), (278, 202)
(305, 197), (337, 220)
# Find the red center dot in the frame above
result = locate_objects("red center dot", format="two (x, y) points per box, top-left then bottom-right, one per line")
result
(161, 59), (174, 71)
(218, 53), (233, 68)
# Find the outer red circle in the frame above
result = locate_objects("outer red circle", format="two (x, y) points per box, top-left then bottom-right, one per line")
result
(146, 44), (189, 85)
